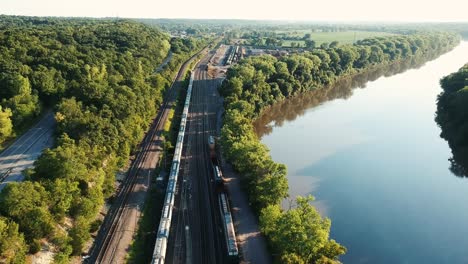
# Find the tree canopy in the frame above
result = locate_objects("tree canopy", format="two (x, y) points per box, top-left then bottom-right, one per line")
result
(0, 15), (207, 260)
(436, 63), (468, 177)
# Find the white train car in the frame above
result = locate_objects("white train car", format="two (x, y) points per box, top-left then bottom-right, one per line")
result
(151, 72), (195, 264)
(219, 192), (239, 261)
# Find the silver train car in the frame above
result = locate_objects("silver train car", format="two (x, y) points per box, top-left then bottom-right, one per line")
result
(219, 192), (239, 260)
(213, 165), (223, 184)
(151, 72), (195, 264)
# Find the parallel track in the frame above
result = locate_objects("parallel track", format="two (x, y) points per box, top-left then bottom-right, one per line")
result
(88, 47), (208, 263)
(168, 54), (226, 264)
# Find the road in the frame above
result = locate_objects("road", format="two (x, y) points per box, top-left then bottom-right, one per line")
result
(0, 112), (55, 191)
(88, 47), (208, 264)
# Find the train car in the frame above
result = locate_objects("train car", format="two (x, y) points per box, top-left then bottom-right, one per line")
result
(219, 192), (239, 263)
(151, 72), (195, 264)
(208, 135), (216, 159)
(208, 135), (215, 149)
(213, 165), (224, 185)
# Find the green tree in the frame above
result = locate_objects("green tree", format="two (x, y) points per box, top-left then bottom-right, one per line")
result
(260, 196), (346, 263)
(305, 39), (316, 50)
(0, 218), (27, 264)
(0, 106), (13, 142)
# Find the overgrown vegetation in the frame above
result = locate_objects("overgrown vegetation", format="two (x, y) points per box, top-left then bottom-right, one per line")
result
(219, 32), (460, 263)
(436, 63), (468, 177)
(0, 15), (207, 262)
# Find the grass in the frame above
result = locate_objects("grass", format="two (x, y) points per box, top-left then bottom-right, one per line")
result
(277, 31), (394, 47)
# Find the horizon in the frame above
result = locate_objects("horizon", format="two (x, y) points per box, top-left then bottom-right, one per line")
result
(2, 14), (468, 24)
(1, 0), (468, 23)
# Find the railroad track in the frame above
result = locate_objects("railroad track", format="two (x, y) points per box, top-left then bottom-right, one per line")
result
(158, 43), (229, 264)
(89, 84), (173, 263)
(187, 60), (225, 263)
(88, 47), (208, 264)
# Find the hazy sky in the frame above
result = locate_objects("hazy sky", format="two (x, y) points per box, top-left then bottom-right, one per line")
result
(1, 0), (467, 22)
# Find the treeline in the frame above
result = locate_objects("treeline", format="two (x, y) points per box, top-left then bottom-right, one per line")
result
(436, 63), (468, 177)
(0, 16), (206, 263)
(219, 32), (460, 263)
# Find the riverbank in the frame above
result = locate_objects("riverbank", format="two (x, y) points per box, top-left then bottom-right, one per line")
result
(257, 42), (468, 263)
(219, 32), (460, 263)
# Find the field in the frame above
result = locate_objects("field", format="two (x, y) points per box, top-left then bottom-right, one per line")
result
(279, 30), (394, 47)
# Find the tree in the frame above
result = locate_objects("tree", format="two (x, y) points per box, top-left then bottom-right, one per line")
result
(303, 33), (312, 40)
(320, 42), (329, 49)
(260, 196), (346, 263)
(0, 182), (54, 242)
(0, 106), (13, 142)
(329, 41), (339, 48)
(305, 39), (316, 50)
(0, 217), (27, 264)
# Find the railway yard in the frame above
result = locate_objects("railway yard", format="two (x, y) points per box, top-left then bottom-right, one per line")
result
(1, 41), (267, 264)
(153, 43), (270, 264)
(87, 47), (208, 264)
(157, 48), (229, 264)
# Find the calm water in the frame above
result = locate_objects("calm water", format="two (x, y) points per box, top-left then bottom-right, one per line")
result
(254, 42), (468, 264)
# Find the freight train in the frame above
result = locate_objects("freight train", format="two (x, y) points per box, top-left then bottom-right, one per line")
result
(208, 135), (240, 262)
(225, 45), (240, 65)
(151, 72), (194, 264)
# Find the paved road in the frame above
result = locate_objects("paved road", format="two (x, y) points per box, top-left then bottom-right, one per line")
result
(89, 47), (209, 264)
(0, 112), (55, 191)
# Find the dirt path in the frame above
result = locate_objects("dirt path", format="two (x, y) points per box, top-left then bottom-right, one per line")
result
(222, 162), (272, 264)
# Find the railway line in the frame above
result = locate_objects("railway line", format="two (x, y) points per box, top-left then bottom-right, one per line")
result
(152, 44), (242, 264)
(88, 47), (208, 264)
(160, 48), (231, 264)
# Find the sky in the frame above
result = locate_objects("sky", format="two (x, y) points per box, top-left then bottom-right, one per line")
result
(1, 0), (468, 22)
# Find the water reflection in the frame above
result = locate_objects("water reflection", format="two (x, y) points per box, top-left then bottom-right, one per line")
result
(254, 53), (437, 138)
(255, 42), (468, 264)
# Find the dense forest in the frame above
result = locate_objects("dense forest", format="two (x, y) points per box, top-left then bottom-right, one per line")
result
(219, 32), (460, 263)
(436, 63), (468, 177)
(0, 16), (206, 263)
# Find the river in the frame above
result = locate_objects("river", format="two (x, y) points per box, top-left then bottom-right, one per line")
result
(254, 42), (468, 263)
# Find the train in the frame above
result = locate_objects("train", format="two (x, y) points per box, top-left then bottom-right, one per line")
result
(151, 70), (239, 264)
(219, 192), (239, 263)
(208, 135), (216, 159)
(151, 72), (194, 264)
(208, 135), (240, 262)
(213, 165), (223, 185)
(225, 45), (240, 65)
